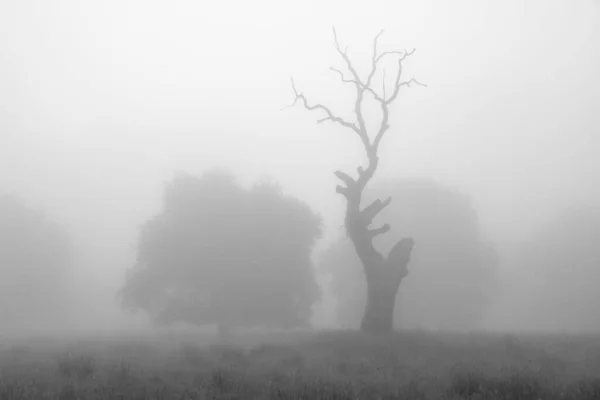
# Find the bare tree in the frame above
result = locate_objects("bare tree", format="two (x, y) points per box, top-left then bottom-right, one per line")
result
(285, 28), (425, 334)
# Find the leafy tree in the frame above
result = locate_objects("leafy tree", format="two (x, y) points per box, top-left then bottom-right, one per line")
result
(320, 179), (499, 331)
(513, 206), (600, 332)
(120, 169), (323, 334)
(286, 28), (425, 333)
(0, 194), (73, 332)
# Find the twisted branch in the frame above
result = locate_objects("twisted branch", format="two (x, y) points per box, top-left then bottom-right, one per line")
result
(285, 27), (423, 272)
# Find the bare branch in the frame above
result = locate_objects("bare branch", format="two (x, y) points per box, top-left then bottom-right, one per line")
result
(375, 50), (408, 64)
(382, 69), (387, 100)
(332, 27), (360, 84)
(332, 27), (341, 52)
(331, 57), (384, 102)
(327, 28), (426, 160)
(364, 33), (413, 98)
(331, 27), (369, 144)
(368, 224), (391, 239)
(331, 66), (386, 104)
(403, 78), (427, 88)
(335, 185), (351, 198)
(333, 170), (357, 188)
(364, 30), (385, 89)
(384, 50), (420, 105)
(289, 28), (423, 249)
(330, 67), (355, 85)
(288, 28), (423, 319)
(284, 77), (361, 135)
(361, 197), (392, 226)
(370, 49), (426, 154)
(372, 106), (390, 154)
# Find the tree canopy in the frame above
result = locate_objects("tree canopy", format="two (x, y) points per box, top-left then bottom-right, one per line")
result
(513, 206), (600, 332)
(0, 194), (73, 332)
(120, 169), (323, 331)
(320, 178), (499, 331)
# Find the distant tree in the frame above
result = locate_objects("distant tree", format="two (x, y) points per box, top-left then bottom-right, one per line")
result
(0, 194), (73, 332)
(119, 169), (323, 335)
(515, 205), (600, 332)
(286, 28), (425, 334)
(320, 179), (499, 331)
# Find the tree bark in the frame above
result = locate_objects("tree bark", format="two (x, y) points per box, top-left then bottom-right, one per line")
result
(340, 169), (414, 334)
(358, 237), (413, 334)
(361, 278), (397, 334)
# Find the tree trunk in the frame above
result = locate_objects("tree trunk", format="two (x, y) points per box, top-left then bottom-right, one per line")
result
(352, 229), (414, 335)
(361, 270), (399, 334)
(333, 162), (415, 335)
(289, 27), (422, 335)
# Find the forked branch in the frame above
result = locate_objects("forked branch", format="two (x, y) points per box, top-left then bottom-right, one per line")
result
(361, 197), (392, 226)
(286, 27), (423, 169)
(283, 77), (360, 134)
(285, 27), (423, 261)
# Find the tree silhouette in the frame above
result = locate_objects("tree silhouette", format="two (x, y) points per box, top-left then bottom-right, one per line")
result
(286, 28), (425, 334)
(320, 179), (499, 331)
(515, 206), (600, 332)
(0, 194), (73, 332)
(120, 169), (322, 335)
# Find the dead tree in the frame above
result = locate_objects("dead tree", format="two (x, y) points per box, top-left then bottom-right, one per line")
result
(285, 28), (425, 334)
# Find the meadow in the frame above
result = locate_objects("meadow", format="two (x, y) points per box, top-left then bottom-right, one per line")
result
(1, 329), (600, 399)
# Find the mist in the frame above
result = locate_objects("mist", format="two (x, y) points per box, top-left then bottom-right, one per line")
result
(1, 0), (599, 337)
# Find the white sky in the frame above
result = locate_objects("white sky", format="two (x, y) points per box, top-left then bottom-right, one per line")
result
(1, 0), (599, 294)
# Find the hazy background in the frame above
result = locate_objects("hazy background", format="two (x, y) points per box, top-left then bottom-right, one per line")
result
(1, 0), (599, 333)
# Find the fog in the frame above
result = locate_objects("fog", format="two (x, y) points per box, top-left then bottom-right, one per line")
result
(1, 0), (599, 336)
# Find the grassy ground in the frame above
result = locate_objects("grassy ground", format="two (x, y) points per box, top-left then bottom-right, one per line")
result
(1, 329), (600, 399)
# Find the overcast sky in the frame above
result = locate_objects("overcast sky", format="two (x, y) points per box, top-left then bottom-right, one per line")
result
(1, 0), (599, 298)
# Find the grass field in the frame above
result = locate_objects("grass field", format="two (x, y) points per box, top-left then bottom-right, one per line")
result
(1, 329), (600, 399)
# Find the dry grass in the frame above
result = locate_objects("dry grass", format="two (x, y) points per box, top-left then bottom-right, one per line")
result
(1, 329), (599, 399)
